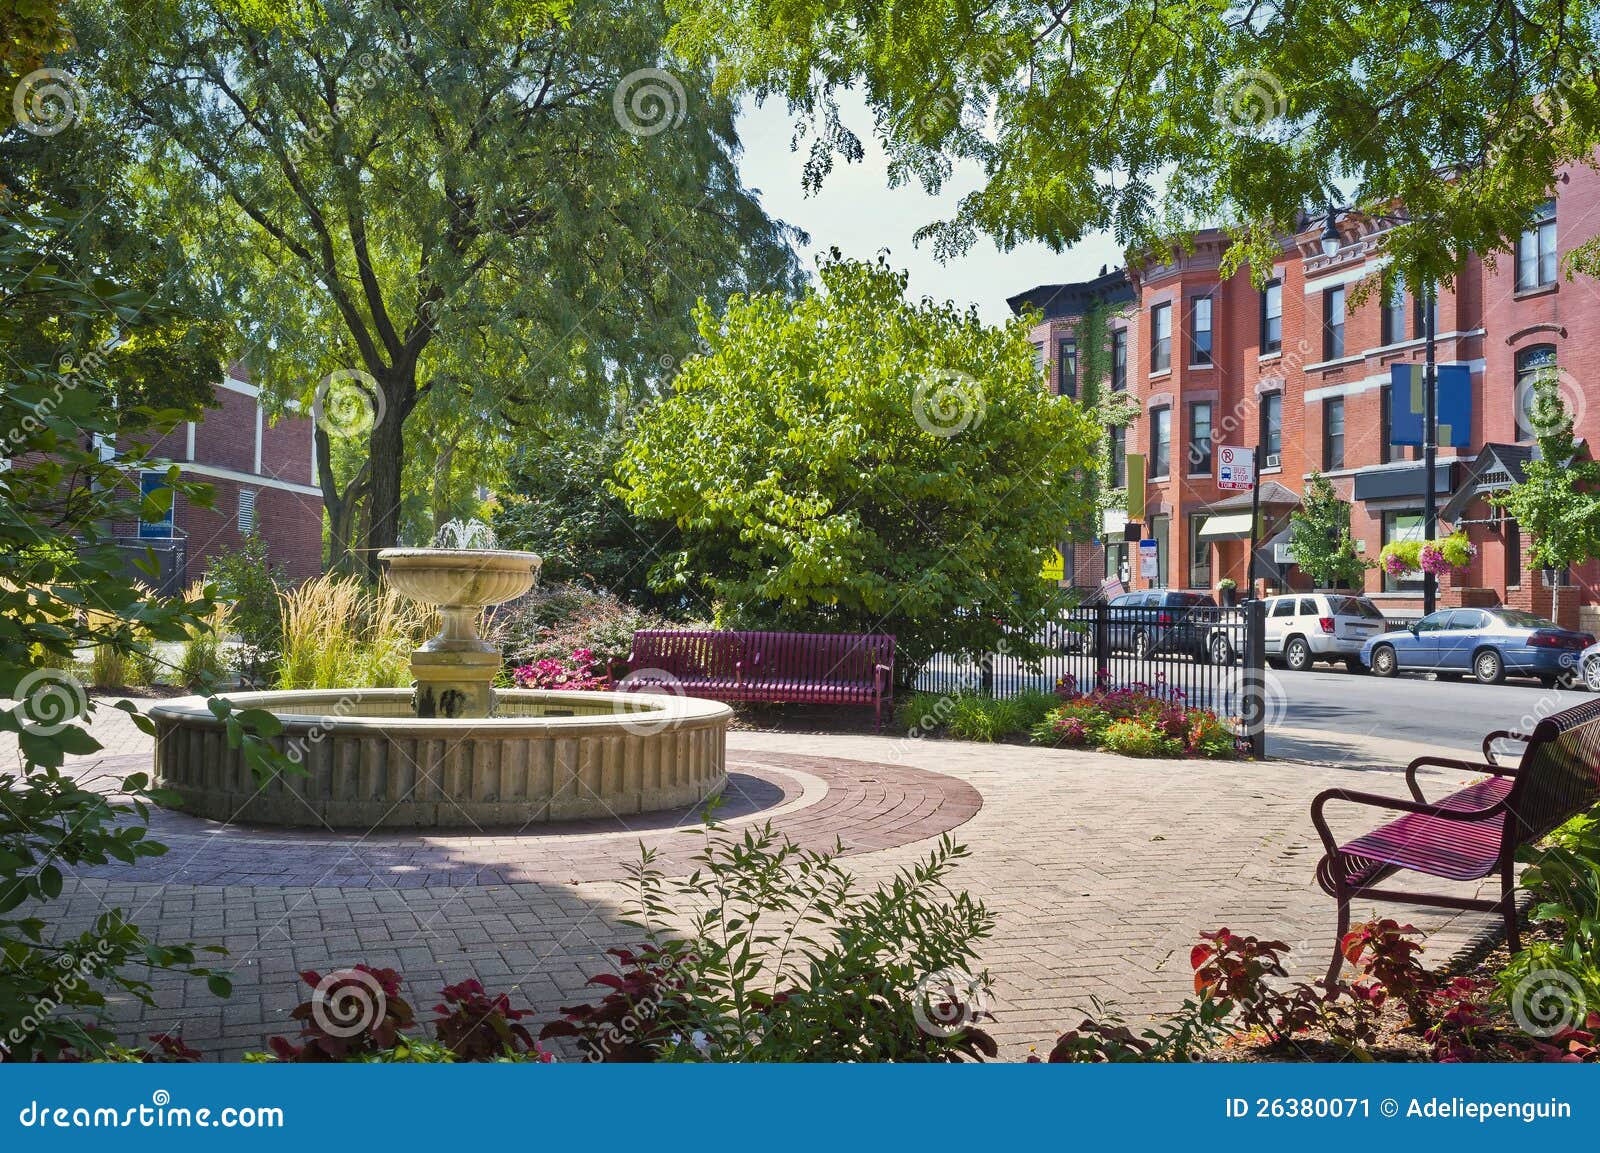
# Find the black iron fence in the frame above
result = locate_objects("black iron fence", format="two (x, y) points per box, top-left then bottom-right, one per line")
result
(913, 600), (1269, 755)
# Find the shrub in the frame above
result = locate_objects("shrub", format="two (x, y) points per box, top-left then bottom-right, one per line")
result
(1030, 683), (1238, 760)
(512, 650), (608, 690)
(899, 688), (1058, 743)
(491, 582), (689, 670)
(544, 827), (997, 1062)
(1099, 718), (1172, 757)
(206, 535), (287, 687)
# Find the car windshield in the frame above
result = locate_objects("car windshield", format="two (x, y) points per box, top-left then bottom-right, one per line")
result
(1327, 596), (1385, 619)
(1495, 609), (1558, 629)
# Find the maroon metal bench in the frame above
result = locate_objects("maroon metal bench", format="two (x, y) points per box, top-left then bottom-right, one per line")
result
(1311, 698), (1600, 983)
(617, 630), (896, 729)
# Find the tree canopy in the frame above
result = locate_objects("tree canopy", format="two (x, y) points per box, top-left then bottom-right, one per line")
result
(669, 0), (1600, 288)
(82, 0), (805, 571)
(1491, 372), (1600, 571)
(1289, 473), (1371, 589)
(613, 253), (1102, 676)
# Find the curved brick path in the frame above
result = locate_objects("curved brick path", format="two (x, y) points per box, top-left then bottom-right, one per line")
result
(68, 751), (981, 888)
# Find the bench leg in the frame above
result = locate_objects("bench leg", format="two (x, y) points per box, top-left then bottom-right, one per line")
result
(1325, 898), (1350, 988)
(1501, 859), (1521, 954)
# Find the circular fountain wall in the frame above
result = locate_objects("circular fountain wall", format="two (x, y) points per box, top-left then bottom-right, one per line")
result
(150, 689), (730, 829)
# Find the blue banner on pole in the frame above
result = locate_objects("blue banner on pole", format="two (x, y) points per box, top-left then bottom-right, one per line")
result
(1389, 363), (1425, 447)
(1436, 363), (1472, 448)
(1389, 363), (1472, 449)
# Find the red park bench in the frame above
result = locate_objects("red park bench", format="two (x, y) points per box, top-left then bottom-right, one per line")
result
(1312, 698), (1600, 983)
(616, 630), (896, 730)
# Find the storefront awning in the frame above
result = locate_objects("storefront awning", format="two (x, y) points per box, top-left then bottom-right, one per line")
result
(1198, 513), (1254, 541)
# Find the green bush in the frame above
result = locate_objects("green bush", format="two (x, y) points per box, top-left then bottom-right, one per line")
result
(207, 535), (287, 687)
(898, 688), (1057, 743)
(1099, 718), (1175, 757)
(1500, 809), (1600, 1023)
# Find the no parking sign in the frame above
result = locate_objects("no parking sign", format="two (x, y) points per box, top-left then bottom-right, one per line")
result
(1217, 445), (1255, 491)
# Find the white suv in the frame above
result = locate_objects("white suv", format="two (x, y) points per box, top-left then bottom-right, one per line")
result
(1264, 592), (1388, 672)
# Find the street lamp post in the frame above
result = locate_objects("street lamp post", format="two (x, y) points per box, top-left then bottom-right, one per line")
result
(1319, 208), (1439, 613)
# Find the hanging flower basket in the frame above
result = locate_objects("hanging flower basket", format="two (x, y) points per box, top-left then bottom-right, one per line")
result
(1380, 533), (1475, 577)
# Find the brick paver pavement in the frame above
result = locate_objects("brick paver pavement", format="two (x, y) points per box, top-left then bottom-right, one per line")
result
(5, 700), (1508, 1060)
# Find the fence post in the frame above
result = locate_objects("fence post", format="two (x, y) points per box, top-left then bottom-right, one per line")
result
(1094, 605), (1110, 686)
(1241, 599), (1268, 759)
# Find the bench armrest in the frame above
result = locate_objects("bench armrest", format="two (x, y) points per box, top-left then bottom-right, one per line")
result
(1404, 755), (1519, 802)
(1482, 730), (1531, 766)
(1310, 786), (1508, 861)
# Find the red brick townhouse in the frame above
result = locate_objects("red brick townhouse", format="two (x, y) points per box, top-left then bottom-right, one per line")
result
(1013, 163), (1600, 627)
(123, 366), (325, 590)
(1009, 266), (1138, 588)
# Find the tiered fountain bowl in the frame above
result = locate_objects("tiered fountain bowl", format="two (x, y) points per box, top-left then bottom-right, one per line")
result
(150, 526), (729, 829)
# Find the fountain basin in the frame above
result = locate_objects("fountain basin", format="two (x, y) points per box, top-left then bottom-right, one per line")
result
(150, 688), (730, 829)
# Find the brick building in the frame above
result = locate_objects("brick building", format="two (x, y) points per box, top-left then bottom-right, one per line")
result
(1008, 266), (1137, 588)
(125, 367), (324, 590)
(1014, 164), (1600, 625)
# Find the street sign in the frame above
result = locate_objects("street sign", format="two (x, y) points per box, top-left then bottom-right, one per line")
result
(1216, 445), (1255, 491)
(1041, 547), (1065, 582)
(1138, 538), (1159, 579)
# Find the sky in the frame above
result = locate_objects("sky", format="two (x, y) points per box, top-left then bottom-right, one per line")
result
(734, 91), (1125, 326)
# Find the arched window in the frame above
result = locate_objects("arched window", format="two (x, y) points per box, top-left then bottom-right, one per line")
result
(1514, 344), (1557, 442)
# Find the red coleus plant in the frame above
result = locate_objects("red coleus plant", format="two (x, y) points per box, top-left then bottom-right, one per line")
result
(268, 966), (415, 1062)
(142, 1032), (201, 1062)
(1341, 919), (1434, 1023)
(538, 945), (697, 1062)
(431, 979), (548, 1061)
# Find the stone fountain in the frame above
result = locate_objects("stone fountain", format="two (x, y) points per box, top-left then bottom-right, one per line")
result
(148, 521), (729, 828)
(379, 520), (540, 719)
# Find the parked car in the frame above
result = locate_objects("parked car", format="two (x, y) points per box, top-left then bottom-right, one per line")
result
(1263, 592), (1388, 672)
(1100, 590), (1220, 661)
(1579, 639), (1600, 691)
(1360, 607), (1595, 685)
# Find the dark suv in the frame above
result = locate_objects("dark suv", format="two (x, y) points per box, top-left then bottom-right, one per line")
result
(1102, 590), (1220, 660)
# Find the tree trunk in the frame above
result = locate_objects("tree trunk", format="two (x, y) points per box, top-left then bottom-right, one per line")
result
(358, 374), (409, 580)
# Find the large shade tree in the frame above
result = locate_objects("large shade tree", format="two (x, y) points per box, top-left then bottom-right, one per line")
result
(83, 0), (804, 572)
(669, 0), (1600, 289)
(613, 254), (1102, 678)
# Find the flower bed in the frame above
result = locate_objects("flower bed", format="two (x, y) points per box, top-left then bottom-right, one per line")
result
(510, 647), (607, 690)
(1032, 677), (1238, 759)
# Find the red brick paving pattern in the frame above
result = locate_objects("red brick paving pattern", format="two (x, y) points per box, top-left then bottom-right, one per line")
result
(68, 751), (982, 889)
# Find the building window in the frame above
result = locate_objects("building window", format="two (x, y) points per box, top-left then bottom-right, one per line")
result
(1383, 510), (1425, 592)
(1323, 286), (1345, 360)
(1106, 541), (1129, 586)
(1259, 392), (1282, 463)
(1111, 327), (1127, 391)
(1323, 398), (1345, 470)
(1058, 338), (1077, 398)
(1381, 275), (1406, 344)
(1504, 513), (1522, 588)
(1260, 278), (1282, 354)
(1149, 407), (1171, 478)
(1413, 290), (1438, 338)
(1514, 343), (1557, 442)
(1189, 514), (1212, 588)
(1109, 425), (1127, 488)
(138, 471), (174, 539)
(1151, 303), (1171, 372)
(1190, 296), (1213, 365)
(238, 487), (258, 535)
(1517, 199), (1557, 291)
(1150, 514), (1170, 589)
(1032, 343), (1046, 378)
(1188, 401), (1212, 476)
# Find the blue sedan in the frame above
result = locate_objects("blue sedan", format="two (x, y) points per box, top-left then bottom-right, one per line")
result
(1360, 607), (1594, 686)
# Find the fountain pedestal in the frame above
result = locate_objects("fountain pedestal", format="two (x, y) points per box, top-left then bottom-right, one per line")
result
(377, 547), (542, 719)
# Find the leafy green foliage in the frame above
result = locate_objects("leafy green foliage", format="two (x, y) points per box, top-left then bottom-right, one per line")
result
(206, 535), (287, 686)
(615, 254), (1101, 680)
(1491, 372), (1600, 571)
(490, 582), (696, 669)
(670, 0), (1600, 294)
(895, 689), (1057, 743)
(546, 826), (997, 1061)
(83, 0), (803, 571)
(1289, 473), (1371, 588)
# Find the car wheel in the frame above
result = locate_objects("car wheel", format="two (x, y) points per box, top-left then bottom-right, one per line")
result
(1370, 645), (1398, 678)
(1586, 655), (1600, 692)
(1210, 635), (1235, 666)
(1474, 648), (1506, 685)
(1284, 636), (1313, 672)
(1344, 657), (1363, 674)
(1133, 630), (1150, 660)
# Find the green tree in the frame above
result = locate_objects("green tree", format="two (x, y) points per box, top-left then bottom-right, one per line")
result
(613, 254), (1102, 680)
(1289, 472), (1371, 589)
(84, 0), (804, 573)
(669, 0), (1600, 290)
(1491, 372), (1600, 571)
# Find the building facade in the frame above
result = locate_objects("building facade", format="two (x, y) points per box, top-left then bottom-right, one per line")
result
(123, 368), (325, 590)
(1014, 164), (1600, 625)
